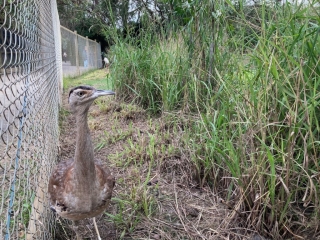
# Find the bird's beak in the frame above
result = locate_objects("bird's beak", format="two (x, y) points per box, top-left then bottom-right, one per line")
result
(92, 90), (115, 99)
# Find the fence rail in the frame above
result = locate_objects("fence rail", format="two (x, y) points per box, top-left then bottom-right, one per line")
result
(61, 26), (103, 77)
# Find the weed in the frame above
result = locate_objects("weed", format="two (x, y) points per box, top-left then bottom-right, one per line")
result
(95, 122), (133, 151)
(106, 1), (320, 238)
(21, 194), (35, 227)
(59, 3), (320, 237)
(58, 108), (70, 134)
(107, 179), (156, 238)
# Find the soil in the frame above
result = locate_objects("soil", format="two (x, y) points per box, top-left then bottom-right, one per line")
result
(55, 88), (262, 240)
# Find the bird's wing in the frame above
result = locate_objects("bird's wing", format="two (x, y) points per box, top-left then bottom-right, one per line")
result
(48, 159), (74, 208)
(95, 163), (115, 205)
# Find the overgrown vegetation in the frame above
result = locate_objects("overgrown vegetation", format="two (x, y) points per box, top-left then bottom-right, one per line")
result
(58, 0), (320, 239)
(105, 1), (320, 239)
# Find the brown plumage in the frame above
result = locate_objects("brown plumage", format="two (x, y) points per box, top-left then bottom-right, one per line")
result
(48, 85), (115, 240)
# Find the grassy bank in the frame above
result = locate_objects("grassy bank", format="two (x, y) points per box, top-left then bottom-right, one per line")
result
(106, 1), (320, 239)
(63, 69), (113, 91)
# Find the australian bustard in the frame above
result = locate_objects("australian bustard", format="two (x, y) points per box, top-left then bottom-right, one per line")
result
(48, 85), (115, 240)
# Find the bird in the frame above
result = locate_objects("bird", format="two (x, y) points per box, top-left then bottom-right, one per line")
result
(48, 85), (115, 240)
(103, 57), (110, 68)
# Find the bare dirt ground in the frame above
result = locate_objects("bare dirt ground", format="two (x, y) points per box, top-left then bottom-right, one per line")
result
(54, 84), (262, 240)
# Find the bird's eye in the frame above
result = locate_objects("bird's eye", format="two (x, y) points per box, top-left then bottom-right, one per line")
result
(78, 92), (84, 97)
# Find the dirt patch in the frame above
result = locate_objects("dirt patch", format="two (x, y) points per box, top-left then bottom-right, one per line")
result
(55, 90), (261, 240)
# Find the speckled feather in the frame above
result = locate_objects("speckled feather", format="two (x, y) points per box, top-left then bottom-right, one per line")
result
(48, 158), (114, 220)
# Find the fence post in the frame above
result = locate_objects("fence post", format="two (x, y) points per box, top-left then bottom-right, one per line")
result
(85, 36), (89, 68)
(52, 5), (62, 101)
(94, 40), (97, 68)
(74, 31), (79, 76)
(98, 42), (102, 68)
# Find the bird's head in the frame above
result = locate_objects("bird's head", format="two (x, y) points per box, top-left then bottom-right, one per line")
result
(68, 85), (115, 114)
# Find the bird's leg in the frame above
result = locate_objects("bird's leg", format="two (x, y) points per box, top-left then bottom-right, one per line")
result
(93, 217), (102, 240)
(72, 220), (82, 240)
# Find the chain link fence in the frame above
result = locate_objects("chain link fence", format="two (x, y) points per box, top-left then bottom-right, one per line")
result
(0, 0), (62, 239)
(61, 26), (103, 77)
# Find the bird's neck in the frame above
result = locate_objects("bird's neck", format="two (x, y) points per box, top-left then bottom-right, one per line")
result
(74, 112), (96, 186)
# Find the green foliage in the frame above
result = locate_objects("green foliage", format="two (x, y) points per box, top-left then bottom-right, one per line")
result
(63, 69), (113, 91)
(61, 0), (320, 238)
(21, 194), (35, 228)
(107, 0), (320, 238)
(109, 35), (191, 113)
(95, 122), (133, 151)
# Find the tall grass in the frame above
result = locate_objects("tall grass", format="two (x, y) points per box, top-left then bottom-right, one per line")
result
(110, 34), (191, 113)
(108, 1), (320, 238)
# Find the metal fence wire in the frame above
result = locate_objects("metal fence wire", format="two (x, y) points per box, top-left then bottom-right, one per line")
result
(61, 26), (103, 77)
(0, 0), (62, 239)
(1, 1), (103, 239)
